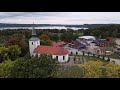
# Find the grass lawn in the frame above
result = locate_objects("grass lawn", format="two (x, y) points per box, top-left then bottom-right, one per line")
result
(56, 65), (83, 78)
(109, 53), (120, 59)
(71, 55), (108, 63)
(84, 56), (108, 63)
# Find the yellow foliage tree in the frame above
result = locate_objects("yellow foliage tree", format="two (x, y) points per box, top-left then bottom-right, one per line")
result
(80, 60), (120, 78)
(80, 61), (104, 78)
(105, 62), (120, 78)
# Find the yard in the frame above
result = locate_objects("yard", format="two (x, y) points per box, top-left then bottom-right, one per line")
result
(56, 65), (83, 78)
(70, 55), (108, 64)
(109, 52), (120, 59)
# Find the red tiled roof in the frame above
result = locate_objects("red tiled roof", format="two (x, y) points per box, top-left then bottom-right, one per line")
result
(52, 41), (65, 47)
(33, 45), (68, 55)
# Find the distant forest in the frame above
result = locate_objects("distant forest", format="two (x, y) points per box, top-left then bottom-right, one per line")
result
(0, 23), (119, 28)
(84, 24), (120, 38)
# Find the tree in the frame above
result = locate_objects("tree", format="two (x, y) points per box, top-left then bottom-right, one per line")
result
(105, 62), (120, 78)
(45, 40), (53, 46)
(0, 60), (15, 78)
(5, 34), (28, 56)
(0, 47), (9, 62)
(80, 61), (104, 78)
(106, 37), (117, 47)
(10, 54), (58, 78)
(39, 34), (50, 41)
(8, 45), (21, 61)
(50, 34), (59, 42)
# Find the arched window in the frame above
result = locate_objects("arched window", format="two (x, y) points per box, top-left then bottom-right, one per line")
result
(32, 42), (33, 45)
(63, 56), (65, 60)
(56, 56), (58, 60)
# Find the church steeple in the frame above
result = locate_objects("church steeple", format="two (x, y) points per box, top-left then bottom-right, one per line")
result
(29, 22), (40, 57)
(32, 22), (37, 36)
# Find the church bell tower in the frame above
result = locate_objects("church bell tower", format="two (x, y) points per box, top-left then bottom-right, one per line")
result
(29, 23), (40, 56)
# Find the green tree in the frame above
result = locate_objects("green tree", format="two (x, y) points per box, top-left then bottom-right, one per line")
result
(8, 45), (21, 61)
(0, 60), (15, 78)
(0, 47), (9, 62)
(10, 54), (58, 78)
(50, 34), (59, 42)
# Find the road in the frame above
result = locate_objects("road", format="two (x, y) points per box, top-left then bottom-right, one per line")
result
(110, 58), (120, 64)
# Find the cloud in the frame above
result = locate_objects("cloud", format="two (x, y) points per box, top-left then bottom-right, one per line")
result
(0, 12), (120, 24)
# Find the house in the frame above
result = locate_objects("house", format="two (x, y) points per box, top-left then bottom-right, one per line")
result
(68, 40), (81, 49)
(95, 47), (114, 55)
(29, 25), (69, 63)
(94, 39), (108, 47)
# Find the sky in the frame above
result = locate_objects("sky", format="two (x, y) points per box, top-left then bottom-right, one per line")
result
(0, 12), (120, 24)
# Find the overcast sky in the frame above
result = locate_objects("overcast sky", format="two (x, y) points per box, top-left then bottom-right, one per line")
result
(0, 12), (120, 24)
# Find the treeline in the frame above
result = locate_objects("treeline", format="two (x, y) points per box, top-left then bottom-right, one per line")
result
(84, 25), (120, 39)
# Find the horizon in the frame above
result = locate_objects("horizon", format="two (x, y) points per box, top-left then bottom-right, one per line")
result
(0, 23), (120, 25)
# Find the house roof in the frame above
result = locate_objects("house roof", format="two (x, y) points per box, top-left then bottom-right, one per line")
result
(33, 45), (69, 55)
(52, 41), (65, 47)
(79, 36), (96, 40)
(98, 47), (114, 52)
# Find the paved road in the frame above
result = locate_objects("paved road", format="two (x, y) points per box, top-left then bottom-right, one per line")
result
(110, 58), (120, 64)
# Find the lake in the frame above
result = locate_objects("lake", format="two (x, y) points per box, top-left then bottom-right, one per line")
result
(0, 26), (88, 30)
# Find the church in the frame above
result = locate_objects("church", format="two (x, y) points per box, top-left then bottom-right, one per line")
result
(29, 25), (69, 63)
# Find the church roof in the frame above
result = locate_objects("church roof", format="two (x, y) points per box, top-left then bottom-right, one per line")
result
(33, 45), (69, 55)
(29, 23), (40, 41)
(29, 37), (40, 41)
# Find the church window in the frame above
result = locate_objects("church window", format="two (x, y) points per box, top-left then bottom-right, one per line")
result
(56, 56), (58, 60)
(63, 56), (65, 60)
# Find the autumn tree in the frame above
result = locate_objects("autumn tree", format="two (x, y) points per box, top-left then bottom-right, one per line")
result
(105, 62), (120, 78)
(5, 34), (28, 56)
(39, 34), (53, 46)
(106, 37), (117, 47)
(80, 61), (104, 78)
(39, 34), (50, 41)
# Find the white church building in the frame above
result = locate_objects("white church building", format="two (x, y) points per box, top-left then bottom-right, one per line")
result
(29, 25), (69, 63)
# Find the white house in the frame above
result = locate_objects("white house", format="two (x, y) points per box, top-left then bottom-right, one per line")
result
(29, 25), (69, 63)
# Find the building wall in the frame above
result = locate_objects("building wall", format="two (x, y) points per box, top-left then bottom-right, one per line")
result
(67, 48), (83, 55)
(29, 40), (40, 56)
(33, 53), (68, 63)
(52, 54), (68, 63)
